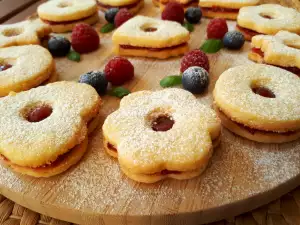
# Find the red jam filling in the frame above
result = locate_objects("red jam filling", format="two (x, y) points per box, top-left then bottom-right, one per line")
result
(201, 6), (239, 13)
(152, 116), (174, 132)
(27, 105), (52, 123)
(144, 27), (157, 32)
(252, 87), (276, 98)
(42, 13), (96, 25)
(251, 48), (300, 76)
(97, 0), (141, 9)
(107, 143), (117, 152)
(120, 43), (187, 52)
(236, 25), (260, 38)
(0, 64), (12, 72)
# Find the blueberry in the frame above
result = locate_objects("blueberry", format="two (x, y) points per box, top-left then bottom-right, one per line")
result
(105, 8), (119, 23)
(223, 31), (245, 50)
(184, 7), (202, 24)
(47, 36), (71, 57)
(182, 66), (209, 94)
(79, 71), (108, 95)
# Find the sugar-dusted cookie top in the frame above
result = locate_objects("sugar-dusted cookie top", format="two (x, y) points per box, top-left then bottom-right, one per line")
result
(38, 0), (97, 22)
(103, 88), (220, 174)
(199, 0), (259, 8)
(237, 4), (300, 35)
(214, 64), (300, 131)
(251, 31), (300, 68)
(0, 45), (54, 96)
(0, 19), (51, 48)
(0, 81), (101, 167)
(112, 16), (190, 48)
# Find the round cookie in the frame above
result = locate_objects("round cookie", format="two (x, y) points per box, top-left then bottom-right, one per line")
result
(38, 0), (99, 33)
(0, 45), (56, 97)
(213, 64), (300, 143)
(237, 4), (300, 40)
(0, 81), (101, 177)
(103, 88), (221, 183)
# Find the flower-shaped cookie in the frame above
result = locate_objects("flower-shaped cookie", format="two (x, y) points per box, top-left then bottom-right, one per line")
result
(103, 88), (221, 183)
(249, 31), (300, 75)
(0, 19), (51, 48)
(0, 81), (101, 177)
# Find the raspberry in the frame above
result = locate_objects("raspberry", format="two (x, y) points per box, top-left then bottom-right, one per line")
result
(206, 18), (228, 39)
(114, 9), (133, 27)
(104, 57), (134, 85)
(162, 2), (184, 24)
(71, 23), (100, 54)
(180, 49), (209, 73)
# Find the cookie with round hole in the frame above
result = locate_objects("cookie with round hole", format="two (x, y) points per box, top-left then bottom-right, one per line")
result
(213, 64), (300, 143)
(0, 45), (58, 97)
(112, 16), (190, 59)
(249, 31), (300, 76)
(0, 19), (51, 48)
(0, 81), (101, 177)
(199, 0), (259, 20)
(102, 88), (221, 183)
(236, 4), (300, 41)
(97, 0), (144, 15)
(37, 0), (99, 33)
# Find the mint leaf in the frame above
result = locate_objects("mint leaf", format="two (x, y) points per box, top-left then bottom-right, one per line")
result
(183, 22), (194, 32)
(100, 23), (115, 33)
(67, 51), (80, 62)
(200, 39), (223, 53)
(109, 87), (130, 98)
(160, 75), (182, 88)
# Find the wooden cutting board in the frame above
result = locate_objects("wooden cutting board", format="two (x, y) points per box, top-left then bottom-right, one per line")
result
(0, 1), (300, 225)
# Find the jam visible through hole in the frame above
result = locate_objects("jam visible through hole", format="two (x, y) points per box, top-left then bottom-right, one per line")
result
(259, 13), (273, 19)
(27, 105), (53, 122)
(143, 27), (157, 32)
(107, 143), (117, 152)
(152, 116), (174, 132)
(0, 64), (12, 72)
(252, 87), (275, 98)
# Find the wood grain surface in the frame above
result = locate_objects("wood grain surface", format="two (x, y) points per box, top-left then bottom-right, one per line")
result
(0, 1), (299, 225)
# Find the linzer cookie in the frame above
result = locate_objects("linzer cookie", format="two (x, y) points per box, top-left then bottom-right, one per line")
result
(103, 88), (221, 183)
(237, 4), (300, 41)
(249, 31), (300, 76)
(97, 0), (144, 14)
(112, 16), (190, 59)
(0, 82), (101, 177)
(0, 45), (57, 97)
(213, 64), (300, 144)
(0, 19), (51, 48)
(37, 0), (99, 33)
(199, 0), (259, 20)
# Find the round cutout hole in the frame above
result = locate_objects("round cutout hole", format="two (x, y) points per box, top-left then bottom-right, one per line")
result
(252, 86), (275, 98)
(2, 28), (23, 37)
(152, 115), (174, 132)
(143, 27), (157, 32)
(259, 13), (273, 19)
(0, 64), (12, 72)
(57, 1), (73, 8)
(26, 105), (53, 122)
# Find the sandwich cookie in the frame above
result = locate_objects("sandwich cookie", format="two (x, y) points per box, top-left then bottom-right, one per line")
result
(236, 4), (300, 41)
(97, 0), (144, 14)
(0, 45), (57, 97)
(38, 0), (99, 33)
(159, 0), (199, 11)
(199, 0), (259, 20)
(103, 88), (221, 183)
(0, 82), (101, 177)
(0, 19), (51, 48)
(249, 31), (300, 76)
(213, 64), (300, 143)
(112, 16), (190, 59)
